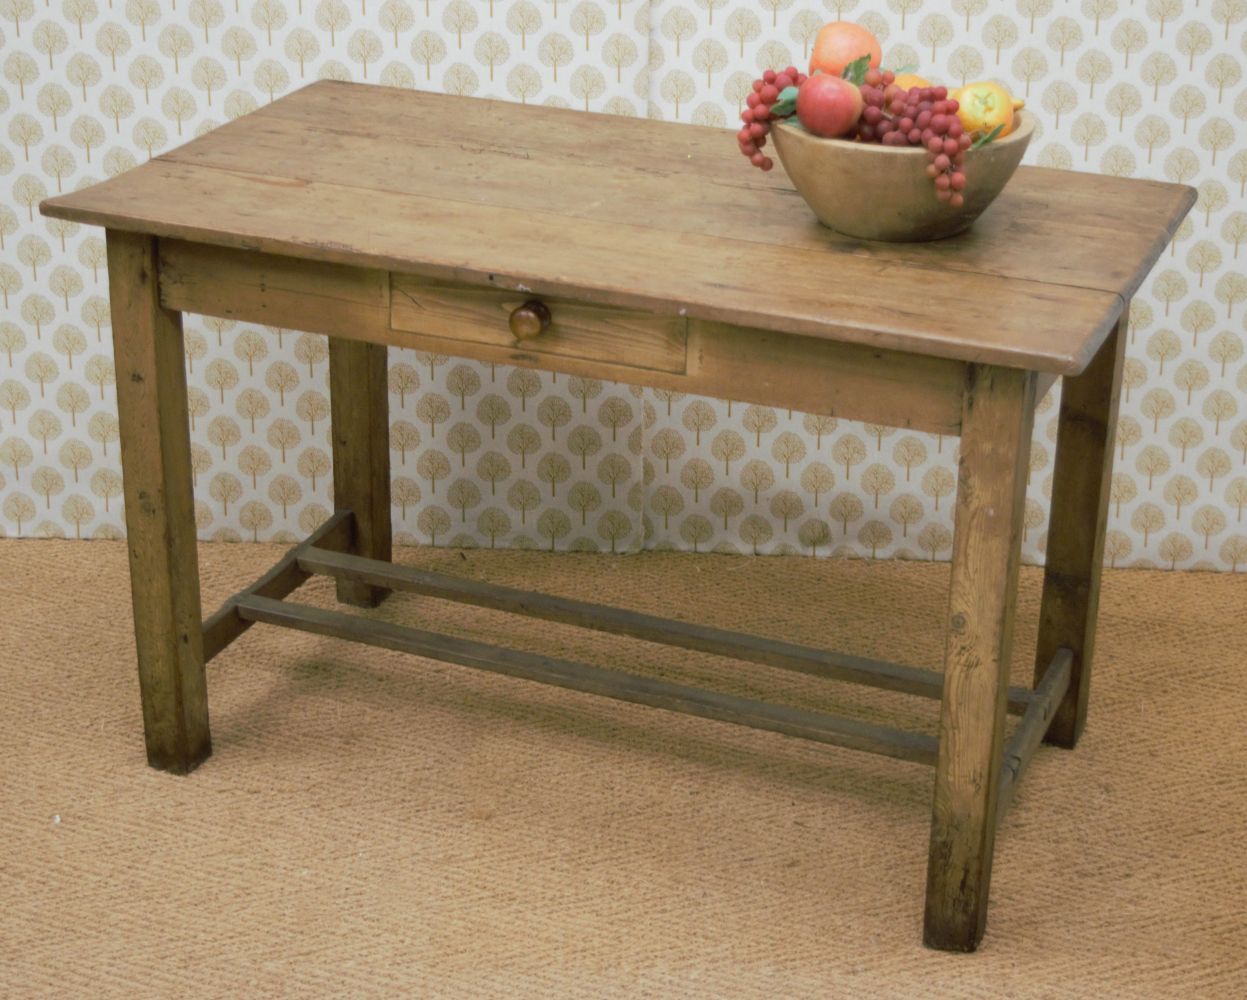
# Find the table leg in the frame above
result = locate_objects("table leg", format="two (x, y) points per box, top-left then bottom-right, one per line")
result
(327, 337), (392, 607)
(106, 230), (210, 774)
(924, 364), (1036, 951)
(1034, 309), (1128, 748)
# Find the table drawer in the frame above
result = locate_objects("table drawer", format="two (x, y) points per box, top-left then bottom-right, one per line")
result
(390, 274), (687, 375)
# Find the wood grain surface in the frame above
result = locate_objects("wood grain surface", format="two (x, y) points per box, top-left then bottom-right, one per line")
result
(200, 509), (353, 662)
(156, 240), (970, 435)
(391, 274), (689, 374)
(233, 594), (940, 766)
(42, 82), (1195, 375)
(328, 339), (393, 608)
(105, 231), (210, 774)
(924, 364), (1038, 952)
(294, 544), (1037, 713)
(1034, 307), (1131, 747)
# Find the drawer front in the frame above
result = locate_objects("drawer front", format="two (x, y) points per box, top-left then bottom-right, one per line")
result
(390, 275), (687, 375)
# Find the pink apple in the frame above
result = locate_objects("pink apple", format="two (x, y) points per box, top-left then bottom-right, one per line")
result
(796, 74), (864, 139)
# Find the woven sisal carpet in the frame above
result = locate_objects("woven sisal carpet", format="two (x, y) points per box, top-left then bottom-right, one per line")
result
(1, 540), (1244, 999)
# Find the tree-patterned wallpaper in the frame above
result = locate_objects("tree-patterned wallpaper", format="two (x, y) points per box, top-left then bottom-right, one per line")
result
(1, 1), (1244, 569)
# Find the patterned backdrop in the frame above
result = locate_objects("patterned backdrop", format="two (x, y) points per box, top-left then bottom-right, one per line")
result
(1, 1), (1244, 570)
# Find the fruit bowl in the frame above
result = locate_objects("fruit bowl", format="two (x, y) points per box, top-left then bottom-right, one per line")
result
(771, 111), (1035, 242)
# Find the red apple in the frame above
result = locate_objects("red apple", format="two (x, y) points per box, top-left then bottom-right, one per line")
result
(795, 74), (863, 139)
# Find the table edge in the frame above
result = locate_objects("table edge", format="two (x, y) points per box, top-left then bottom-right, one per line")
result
(43, 194), (1134, 377)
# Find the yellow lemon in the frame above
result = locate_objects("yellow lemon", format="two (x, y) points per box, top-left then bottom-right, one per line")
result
(892, 72), (931, 91)
(951, 81), (1017, 138)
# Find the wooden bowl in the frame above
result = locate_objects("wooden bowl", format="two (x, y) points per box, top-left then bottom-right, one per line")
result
(770, 112), (1035, 242)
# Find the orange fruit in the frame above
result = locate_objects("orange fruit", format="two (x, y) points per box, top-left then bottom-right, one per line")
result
(809, 22), (882, 78)
(892, 73), (932, 91)
(951, 81), (1017, 137)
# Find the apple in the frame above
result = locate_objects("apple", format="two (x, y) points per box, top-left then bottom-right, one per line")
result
(795, 74), (863, 139)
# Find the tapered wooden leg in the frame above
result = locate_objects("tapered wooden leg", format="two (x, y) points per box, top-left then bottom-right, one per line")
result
(107, 230), (210, 774)
(328, 337), (392, 607)
(1034, 309), (1128, 748)
(924, 365), (1036, 952)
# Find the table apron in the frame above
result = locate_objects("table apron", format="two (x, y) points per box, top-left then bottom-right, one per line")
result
(157, 239), (980, 436)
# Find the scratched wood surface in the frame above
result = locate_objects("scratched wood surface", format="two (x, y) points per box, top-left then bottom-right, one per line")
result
(924, 364), (1038, 951)
(42, 82), (1194, 375)
(105, 231), (211, 774)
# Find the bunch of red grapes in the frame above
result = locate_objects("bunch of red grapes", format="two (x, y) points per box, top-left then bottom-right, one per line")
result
(737, 66), (809, 172)
(857, 69), (973, 208)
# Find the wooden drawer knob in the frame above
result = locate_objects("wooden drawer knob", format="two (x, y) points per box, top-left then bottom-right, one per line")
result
(509, 300), (551, 340)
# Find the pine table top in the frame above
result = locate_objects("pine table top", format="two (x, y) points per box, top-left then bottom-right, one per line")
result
(42, 80), (1194, 375)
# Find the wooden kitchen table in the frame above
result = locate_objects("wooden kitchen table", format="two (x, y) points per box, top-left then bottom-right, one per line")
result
(42, 81), (1193, 952)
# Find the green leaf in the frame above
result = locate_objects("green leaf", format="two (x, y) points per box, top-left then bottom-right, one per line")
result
(769, 98), (797, 119)
(970, 123), (1005, 150)
(769, 86), (800, 120)
(841, 54), (872, 86)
